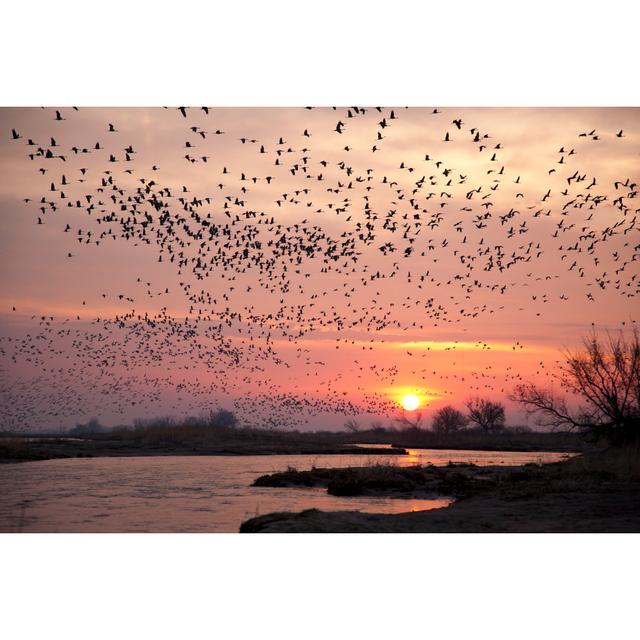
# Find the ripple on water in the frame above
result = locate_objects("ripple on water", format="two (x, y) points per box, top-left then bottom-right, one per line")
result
(0, 449), (573, 532)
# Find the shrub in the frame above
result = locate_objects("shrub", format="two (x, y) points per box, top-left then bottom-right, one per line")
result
(432, 406), (469, 434)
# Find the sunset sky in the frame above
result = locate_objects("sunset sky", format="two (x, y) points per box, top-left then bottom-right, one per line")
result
(1, 107), (638, 430)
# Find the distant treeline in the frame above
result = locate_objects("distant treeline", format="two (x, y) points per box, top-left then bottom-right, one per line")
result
(69, 409), (238, 436)
(59, 409), (589, 453)
(357, 425), (588, 453)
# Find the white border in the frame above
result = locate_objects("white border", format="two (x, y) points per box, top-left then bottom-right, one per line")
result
(1, 2), (638, 638)
(1, 534), (637, 640)
(2, 1), (639, 106)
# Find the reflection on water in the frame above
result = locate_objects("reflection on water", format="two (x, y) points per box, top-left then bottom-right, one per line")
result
(384, 447), (573, 468)
(0, 448), (573, 533)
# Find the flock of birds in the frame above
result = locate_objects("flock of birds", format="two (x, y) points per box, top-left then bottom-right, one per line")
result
(1, 106), (638, 430)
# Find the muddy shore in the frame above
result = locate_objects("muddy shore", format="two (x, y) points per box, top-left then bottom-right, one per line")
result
(241, 450), (640, 532)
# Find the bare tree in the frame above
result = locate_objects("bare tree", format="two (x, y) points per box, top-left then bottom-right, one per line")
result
(465, 397), (506, 432)
(432, 406), (469, 434)
(344, 419), (360, 433)
(511, 328), (640, 444)
(395, 412), (422, 430)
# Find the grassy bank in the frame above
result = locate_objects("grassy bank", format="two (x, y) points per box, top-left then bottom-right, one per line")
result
(240, 446), (640, 532)
(0, 420), (589, 464)
(0, 426), (408, 463)
(252, 461), (499, 498)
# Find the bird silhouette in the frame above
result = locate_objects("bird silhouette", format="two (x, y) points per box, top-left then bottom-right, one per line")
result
(2, 106), (638, 431)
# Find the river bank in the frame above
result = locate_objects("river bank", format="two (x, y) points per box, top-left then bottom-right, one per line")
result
(0, 425), (588, 464)
(240, 447), (640, 532)
(0, 437), (407, 464)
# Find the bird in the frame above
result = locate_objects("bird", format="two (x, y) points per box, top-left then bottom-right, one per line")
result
(2, 105), (637, 433)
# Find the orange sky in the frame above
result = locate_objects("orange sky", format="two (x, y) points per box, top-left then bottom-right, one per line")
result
(0, 107), (638, 430)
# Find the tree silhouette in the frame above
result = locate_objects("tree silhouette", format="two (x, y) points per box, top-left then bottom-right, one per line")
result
(208, 409), (238, 429)
(465, 398), (506, 432)
(511, 328), (640, 444)
(432, 406), (469, 434)
(344, 419), (360, 433)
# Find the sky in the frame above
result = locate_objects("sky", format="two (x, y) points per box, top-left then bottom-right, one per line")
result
(0, 107), (638, 431)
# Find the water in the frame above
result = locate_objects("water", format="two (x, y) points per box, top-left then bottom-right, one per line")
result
(0, 448), (573, 532)
(355, 444), (574, 467)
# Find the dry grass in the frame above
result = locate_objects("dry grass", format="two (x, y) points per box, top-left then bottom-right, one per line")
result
(252, 445), (640, 504)
(571, 444), (640, 482)
(253, 460), (487, 498)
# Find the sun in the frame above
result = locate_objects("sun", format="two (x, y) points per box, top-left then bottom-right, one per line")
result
(401, 394), (421, 411)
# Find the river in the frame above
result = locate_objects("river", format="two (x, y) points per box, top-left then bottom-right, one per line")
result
(0, 448), (573, 532)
